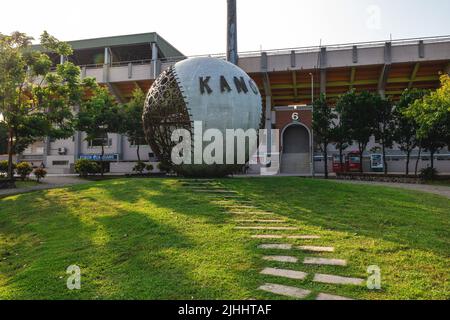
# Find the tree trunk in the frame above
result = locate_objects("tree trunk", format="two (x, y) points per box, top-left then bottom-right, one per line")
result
(339, 147), (344, 172)
(415, 145), (422, 176)
(405, 150), (411, 176)
(430, 149), (435, 170)
(100, 144), (105, 177)
(323, 144), (328, 179)
(137, 143), (141, 163)
(7, 127), (14, 181)
(382, 140), (388, 175)
(359, 147), (364, 173)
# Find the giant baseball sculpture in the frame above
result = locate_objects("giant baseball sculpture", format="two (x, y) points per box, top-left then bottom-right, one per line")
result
(143, 57), (263, 177)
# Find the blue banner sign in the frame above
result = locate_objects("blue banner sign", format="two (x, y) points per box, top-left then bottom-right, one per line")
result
(79, 154), (119, 161)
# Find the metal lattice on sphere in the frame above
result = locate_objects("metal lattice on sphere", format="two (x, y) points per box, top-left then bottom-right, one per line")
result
(142, 57), (263, 177)
(142, 66), (192, 164)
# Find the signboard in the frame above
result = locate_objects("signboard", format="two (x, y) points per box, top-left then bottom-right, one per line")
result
(79, 154), (119, 161)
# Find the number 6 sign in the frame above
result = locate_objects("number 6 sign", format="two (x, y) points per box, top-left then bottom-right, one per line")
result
(292, 112), (299, 121)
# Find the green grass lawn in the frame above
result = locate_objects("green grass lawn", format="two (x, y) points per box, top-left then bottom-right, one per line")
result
(0, 177), (448, 300)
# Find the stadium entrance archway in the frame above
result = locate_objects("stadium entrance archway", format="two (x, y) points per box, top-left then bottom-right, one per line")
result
(281, 123), (311, 174)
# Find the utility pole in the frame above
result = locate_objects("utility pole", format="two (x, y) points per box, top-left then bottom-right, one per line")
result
(227, 0), (238, 65)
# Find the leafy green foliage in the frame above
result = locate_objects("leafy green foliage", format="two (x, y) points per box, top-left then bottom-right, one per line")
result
(0, 31), (91, 179)
(132, 161), (146, 174)
(75, 85), (121, 175)
(74, 159), (100, 177)
(405, 75), (449, 169)
(15, 162), (32, 181)
(0, 160), (15, 176)
(119, 88), (146, 162)
(419, 167), (438, 180)
(394, 89), (428, 175)
(312, 94), (335, 178)
(406, 75), (450, 145)
(336, 91), (379, 172)
(33, 167), (47, 183)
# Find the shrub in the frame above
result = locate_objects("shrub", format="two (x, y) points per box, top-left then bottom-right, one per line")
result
(0, 160), (16, 177)
(157, 161), (172, 173)
(34, 168), (47, 183)
(75, 159), (100, 177)
(16, 162), (33, 181)
(132, 161), (146, 174)
(419, 167), (438, 180)
(145, 164), (154, 172)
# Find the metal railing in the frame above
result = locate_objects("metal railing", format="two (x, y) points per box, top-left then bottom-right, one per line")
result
(75, 35), (450, 69)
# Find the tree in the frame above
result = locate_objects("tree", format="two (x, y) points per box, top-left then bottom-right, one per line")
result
(406, 75), (450, 170)
(331, 120), (351, 172)
(336, 91), (378, 173)
(119, 88), (146, 162)
(312, 94), (335, 179)
(75, 85), (121, 176)
(393, 89), (428, 176)
(374, 96), (395, 175)
(0, 31), (86, 181)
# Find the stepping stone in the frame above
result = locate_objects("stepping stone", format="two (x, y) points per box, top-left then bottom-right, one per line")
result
(288, 235), (321, 240)
(260, 267), (308, 280)
(194, 190), (236, 194)
(258, 244), (292, 250)
(234, 226), (298, 231)
(234, 219), (286, 223)
(263, 256), (298, 263)
(313, 273), (365, 285)
(233, 212), (274, 216)
(298, 246), (334, 252)
(251, 235), (320, 239)
(258, 283), (311, 299)
(303, 257), (347, 266)
(252, 235), (285, 239)
(316, 293), (353, 301)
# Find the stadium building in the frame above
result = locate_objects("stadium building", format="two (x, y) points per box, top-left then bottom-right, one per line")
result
(10, 32), (450, 174)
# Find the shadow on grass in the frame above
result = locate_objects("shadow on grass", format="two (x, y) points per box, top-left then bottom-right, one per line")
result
(219, 177), (450, 256)
(0, 184), (199, 299)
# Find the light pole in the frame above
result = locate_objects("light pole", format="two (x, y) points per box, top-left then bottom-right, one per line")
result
(309, 73), (315, 177)
(227, 0), (238, 65)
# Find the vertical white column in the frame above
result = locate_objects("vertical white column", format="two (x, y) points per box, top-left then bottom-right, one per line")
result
(151, 42), (159, 79)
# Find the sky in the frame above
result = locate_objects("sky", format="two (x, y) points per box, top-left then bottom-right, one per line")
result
(1, 0), (450, 56)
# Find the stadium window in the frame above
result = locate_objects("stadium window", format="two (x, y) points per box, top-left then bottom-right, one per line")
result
(88, 137), (112, 148)
(130, 137), (147, 147)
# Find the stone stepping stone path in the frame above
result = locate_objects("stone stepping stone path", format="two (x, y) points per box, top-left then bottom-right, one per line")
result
(316, 293), (353, 301)
(258, 283), (311, 299)
(260, 267), (308, 280)
(303, 257), (347, 266)
(298, 245), (335, 253)
(232, 212), (275, 216)
(181, 180), (360, 300)
(235, 226), (298, 231)
(234, 219), (286, 223)
(263, 255), (298, 263)
(258, 244), (335, 253)
(258, 244), (293, 250)
(252, 235), (320, 240)
(313, 273), (364, 286)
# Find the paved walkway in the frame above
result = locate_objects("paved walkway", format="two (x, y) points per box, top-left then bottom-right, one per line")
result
(0, 176), (88, 197)
(332, 179), (450, 199)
